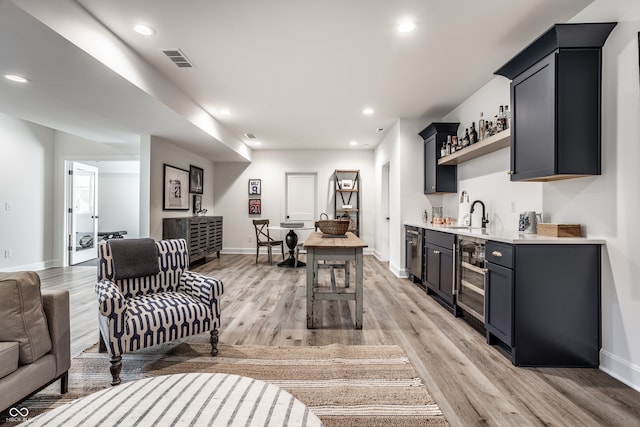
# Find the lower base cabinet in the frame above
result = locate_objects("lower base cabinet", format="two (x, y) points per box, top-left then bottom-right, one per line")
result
(423, 230), (456, 312)
(485, 241), (601, 367)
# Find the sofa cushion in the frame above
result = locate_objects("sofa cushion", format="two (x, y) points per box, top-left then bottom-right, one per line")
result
(0, 272), (52, 364)
(0, 342), (19, 378)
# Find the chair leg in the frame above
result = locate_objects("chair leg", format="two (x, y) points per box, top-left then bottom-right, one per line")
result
(268, 246), (272, 265)
(110, 356), (122, 386)
(60, 371), (69, 394)
(210, 329), (219, 356)
(256, 246), (259, 264)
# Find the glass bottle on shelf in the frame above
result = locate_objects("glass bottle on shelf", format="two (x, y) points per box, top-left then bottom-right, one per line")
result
(462, 128), (470, 148)
(504, 105), (510, 129)
(470, 122), (478, 144)
(478, 113), (485, 140)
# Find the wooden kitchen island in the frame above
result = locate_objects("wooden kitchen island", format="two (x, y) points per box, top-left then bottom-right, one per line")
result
(304, 231), (367, 329)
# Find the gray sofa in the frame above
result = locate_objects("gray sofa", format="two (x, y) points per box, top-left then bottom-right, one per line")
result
(0, 272), (70, 414)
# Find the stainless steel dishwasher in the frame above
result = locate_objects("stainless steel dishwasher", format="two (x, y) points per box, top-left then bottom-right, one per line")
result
(405, 226), (423, 287)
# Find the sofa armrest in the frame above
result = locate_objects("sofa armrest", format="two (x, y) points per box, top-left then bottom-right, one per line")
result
(42, 290), (71, 378)
(95, 280), (126, 317)
(180, 271), (224, 308)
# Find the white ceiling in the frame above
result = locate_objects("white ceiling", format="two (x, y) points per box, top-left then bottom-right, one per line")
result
(1, 0), (595, 161)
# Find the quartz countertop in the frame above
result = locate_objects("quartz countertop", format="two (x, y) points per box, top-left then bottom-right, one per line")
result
(404, 222), (605, 244)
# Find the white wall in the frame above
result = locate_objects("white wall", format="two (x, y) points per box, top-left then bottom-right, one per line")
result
(0, 113), (55, 271)
(214, 150), (374, 253)
(98, 161), (140, 239)
(558, 0), (640, 390)
(148, 136), (216, 240)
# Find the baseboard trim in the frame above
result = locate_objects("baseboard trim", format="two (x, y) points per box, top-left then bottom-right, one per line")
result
(600, 349), (640, 392)
(0, 259), (56, 272)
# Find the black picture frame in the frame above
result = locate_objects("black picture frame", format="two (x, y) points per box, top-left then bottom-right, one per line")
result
(189, 165), (204, 194)
(248, 198), (261, 215)
(163, 164), (190, 210)
(193, 194), (202, 214)
(248, 179), (261, 195)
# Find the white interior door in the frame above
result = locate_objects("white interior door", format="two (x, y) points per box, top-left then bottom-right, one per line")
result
(285, 173), (316, 224)
(68, 161), (99, 265)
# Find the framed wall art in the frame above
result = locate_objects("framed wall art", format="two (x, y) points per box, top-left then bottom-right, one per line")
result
(193, 194), (202, 214)
(163, 164), (190, 210)
(248, 198), (261, 215)
(248, 179), (261, 195)
(189, 165), (204, 194)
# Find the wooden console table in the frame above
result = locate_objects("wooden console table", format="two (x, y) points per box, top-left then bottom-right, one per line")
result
(304, 232), (367, 329)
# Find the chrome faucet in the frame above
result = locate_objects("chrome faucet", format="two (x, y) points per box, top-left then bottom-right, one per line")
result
(470, 200), (489, 229)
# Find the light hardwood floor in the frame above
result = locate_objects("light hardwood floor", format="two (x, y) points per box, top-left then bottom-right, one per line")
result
(38, 254), (640, 426)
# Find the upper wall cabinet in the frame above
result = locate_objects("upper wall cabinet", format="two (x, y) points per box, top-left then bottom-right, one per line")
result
(495, 23), (617, 182)
(419, 122), (459, 194)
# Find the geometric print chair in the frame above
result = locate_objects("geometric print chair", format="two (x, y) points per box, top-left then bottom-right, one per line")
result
(95, 238), (223, 385)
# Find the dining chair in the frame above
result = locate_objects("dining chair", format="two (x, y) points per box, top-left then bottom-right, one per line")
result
(253, 219), (285, 265)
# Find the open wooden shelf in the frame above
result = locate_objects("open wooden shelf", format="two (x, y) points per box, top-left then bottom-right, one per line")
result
(438, 128), (510, 165)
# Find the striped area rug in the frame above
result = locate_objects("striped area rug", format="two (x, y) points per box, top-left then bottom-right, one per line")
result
(6, 343), (449, 426)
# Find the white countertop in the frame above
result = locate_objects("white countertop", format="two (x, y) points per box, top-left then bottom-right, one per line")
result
(404, 222), (605, 244)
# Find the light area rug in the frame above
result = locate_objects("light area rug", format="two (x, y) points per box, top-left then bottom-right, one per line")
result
(4, 342), (449, 426)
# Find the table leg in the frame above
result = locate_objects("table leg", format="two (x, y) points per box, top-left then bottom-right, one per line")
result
(306, 248), (315, 328)
(278, 229), (306, 267)
(355, 250), (363, 329)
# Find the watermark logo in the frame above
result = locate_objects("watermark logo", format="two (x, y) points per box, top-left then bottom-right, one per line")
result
(6, 407), (29, 422)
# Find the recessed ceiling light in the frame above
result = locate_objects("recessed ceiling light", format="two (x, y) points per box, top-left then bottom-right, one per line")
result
(4, 74), (29, 83)
(397, 21), (416, 33)
(133, 24), (156, 36)
(363, 108), (374, 115)
(350, 141), (358, 146)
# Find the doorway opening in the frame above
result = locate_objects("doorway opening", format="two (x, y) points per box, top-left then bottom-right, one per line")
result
(64, 160), (140, 266)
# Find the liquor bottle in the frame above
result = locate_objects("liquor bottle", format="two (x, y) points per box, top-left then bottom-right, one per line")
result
(462, 128), (470, 147)
(504, 105), (511, 129)
(470, 122), (478, 144)
(451, 135), (458, 152)
(441, 141), (447, 158)
(478, 112), (485, 140)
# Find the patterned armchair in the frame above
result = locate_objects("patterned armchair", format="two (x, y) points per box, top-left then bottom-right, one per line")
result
(95, 238), (223, 385)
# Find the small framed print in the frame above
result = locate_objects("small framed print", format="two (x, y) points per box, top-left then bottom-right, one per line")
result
(193, 194), (202, 214)
(248, 198), (261, 215)
(189, 165), (204, 194)
(248, 179), (261, 195)
(341, 179), (353, 190)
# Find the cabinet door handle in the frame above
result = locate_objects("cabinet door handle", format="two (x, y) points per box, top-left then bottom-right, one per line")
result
(431, 186), (436, 190)
(433, 250), (440, 255)
(491, 250), (503, 257)
(507, 170), (514, 175)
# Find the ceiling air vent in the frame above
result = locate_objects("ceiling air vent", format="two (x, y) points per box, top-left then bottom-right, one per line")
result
(376, 128), (384, 133)
(161, 49), (194, 68)
(244, 133), (257, 139)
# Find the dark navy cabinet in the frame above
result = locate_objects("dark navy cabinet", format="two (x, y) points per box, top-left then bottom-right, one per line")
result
(485, 241), (601, 367)
(419, 122), (459, 194)
(495, 22), (616, 182)
(424, 230), (456, 312)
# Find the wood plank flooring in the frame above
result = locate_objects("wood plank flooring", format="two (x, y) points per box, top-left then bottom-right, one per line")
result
(37, 253), (640, 426)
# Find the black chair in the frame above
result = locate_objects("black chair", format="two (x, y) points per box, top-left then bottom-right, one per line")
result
(253, 219), (285, 265)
